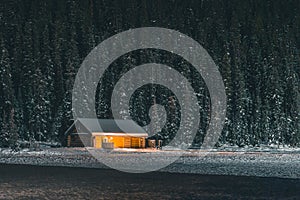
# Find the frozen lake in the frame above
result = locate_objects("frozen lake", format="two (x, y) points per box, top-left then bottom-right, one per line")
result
(0, 164), (300, 199)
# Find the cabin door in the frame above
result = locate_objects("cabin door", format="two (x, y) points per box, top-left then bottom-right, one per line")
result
(94, 136), (102, 148)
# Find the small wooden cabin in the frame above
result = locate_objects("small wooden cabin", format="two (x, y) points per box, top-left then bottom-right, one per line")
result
(64, 118), (148, 149)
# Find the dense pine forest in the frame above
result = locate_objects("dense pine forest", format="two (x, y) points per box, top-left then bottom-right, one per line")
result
(0, 0), (299, 149)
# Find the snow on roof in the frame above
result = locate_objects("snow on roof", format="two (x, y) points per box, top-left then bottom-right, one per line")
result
(65, 118), (148, 136)
(91, 132), (148, 137)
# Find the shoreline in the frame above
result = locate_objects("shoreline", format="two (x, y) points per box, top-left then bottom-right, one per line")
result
(0, 148), (300, 179)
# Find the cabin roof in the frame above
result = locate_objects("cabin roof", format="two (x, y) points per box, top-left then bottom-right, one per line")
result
(91, 132), (148, 137)
(65, 118), (148, 136)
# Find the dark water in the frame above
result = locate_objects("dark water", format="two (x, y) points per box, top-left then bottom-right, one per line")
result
(0, 164), (299, 199)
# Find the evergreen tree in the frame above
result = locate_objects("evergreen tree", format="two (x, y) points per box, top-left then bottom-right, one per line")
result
(0, 38), (19, 148)
(0, 0), (299, 148)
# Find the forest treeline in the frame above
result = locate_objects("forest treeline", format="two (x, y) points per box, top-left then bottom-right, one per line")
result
(0, 0), (299, 149)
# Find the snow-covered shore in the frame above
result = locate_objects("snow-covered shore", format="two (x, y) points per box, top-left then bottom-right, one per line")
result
(1, 147), (300, 179)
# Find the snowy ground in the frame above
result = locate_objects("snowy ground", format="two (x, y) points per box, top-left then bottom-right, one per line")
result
(0, 146), (300, 179)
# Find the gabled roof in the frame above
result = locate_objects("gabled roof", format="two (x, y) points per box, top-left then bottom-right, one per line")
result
(65, 118), (148, 136)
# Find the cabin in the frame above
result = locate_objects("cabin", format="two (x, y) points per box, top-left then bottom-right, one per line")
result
(64, 118), (148, 149)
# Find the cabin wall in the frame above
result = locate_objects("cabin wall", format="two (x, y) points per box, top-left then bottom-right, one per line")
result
(92, 135), (146, 148)
(131, 137), (146, 148)
(67, 134), (92, 147)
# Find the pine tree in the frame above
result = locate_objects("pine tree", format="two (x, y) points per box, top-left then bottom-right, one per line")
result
(0, 37), (19, 148)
